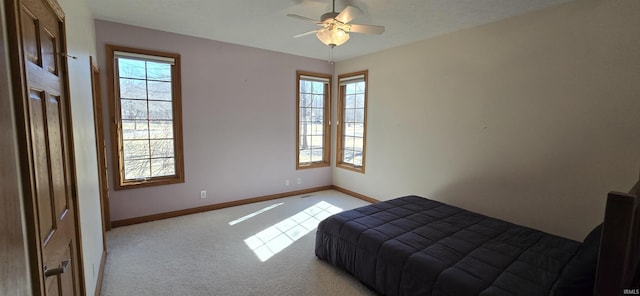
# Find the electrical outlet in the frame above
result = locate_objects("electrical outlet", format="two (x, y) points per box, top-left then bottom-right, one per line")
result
(297, 177), (302, 185)
(285, 179), (290, 187)
(200, 190), (207, 199)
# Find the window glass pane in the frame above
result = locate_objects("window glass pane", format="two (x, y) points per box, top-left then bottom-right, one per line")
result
(354, 123), (364, 137)
(148, 81), (172, 101)
(344, 109), (355, 123)
(300, 80), (311, 92)
(150, 139), (174, 158)
(355, 108), (365, 122)
(301, 93), (312, 107)
(312, 80), (320, 92)
(311, 150), (323, 162)
(342, 124), (351, 137)
(299, 124), (307, 136)
(311, 135), (323, 146)
(151, 158), (175, 177)
(346, 95), (355, 108)
(149, 121), (173, 139)
(148, 101), (173, 120)
(354, 138), (364, 151)
(346, 83), (356, 94)
(124, 159), (150, 179)
(299, 150), (310, 164)
(120, 99), (148, 120)
(299, 108), (307, 122)
(355, 81), (365, 92)
(343, 136), (350, 150)
(343, 149), (354, 164)
(119, 78), (147, 100)
(308, 134), (315, 147)
(122, 120), (149, 140)
(299, 134), (306, 146)
(356, 94), (365, 108)
(352, 154), (363, 166)
(146, 62), (171, 81)
(312, 94), (323, 108)
(123, 140), (149, 160)
(118, 59), (146, 79)
(311, 123), (323, 135)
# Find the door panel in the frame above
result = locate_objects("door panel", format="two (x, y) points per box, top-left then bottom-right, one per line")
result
(29, 89), (56, 245)
(42, 28), (58, 74)
(46, 94), (70, 220)
(20, 7), (40, 65)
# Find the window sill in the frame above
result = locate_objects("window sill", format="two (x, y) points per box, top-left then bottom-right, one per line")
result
(115, 175), (185, 190)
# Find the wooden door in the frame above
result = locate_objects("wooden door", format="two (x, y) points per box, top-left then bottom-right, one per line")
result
(6, 0), (83, 294)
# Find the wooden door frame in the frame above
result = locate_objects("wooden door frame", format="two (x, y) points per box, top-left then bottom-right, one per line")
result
(4, 0), (85, 294)
(90, 56), (111, 233)
(90, 55), (108, 295)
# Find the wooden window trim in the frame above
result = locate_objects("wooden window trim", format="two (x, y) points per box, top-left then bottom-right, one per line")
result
(296, 71), (332, 170)
(106, 45), (185, 190)
(336, 70), (368, 173)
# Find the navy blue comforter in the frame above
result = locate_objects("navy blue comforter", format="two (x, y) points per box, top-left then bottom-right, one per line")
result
(315, 196), (581, 296)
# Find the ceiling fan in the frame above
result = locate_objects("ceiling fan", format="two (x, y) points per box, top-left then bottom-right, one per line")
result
(288, 0), (385, 54)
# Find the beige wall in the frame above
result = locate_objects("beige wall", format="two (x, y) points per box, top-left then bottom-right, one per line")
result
(57, 0), (103, 293)
(334, 0), (640, 240)
(94, 20), (334, 222)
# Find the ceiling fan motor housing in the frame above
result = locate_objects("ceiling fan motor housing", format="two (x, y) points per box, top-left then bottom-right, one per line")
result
(321, 12), (339, 23)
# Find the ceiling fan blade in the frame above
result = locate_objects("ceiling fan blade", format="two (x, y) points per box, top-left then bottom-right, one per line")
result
(335, 6), (362, 24)
(348, 24), (385, 35)
(287, 14), (321, 23)
(293, 30), (319, 38)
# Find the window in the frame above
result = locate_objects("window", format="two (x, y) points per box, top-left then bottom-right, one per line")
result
(107, 45), (184, 189)
(296, 71), (331, 169)
(337, 70), (367, 172)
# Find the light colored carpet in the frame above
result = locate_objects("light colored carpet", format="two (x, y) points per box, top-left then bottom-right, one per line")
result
(101, 190), (378, 296)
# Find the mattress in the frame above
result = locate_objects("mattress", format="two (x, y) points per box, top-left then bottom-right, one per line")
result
(315, 195), (582, 296)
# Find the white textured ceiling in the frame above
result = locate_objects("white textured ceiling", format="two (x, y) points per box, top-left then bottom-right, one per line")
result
(89, 0), (572, 62)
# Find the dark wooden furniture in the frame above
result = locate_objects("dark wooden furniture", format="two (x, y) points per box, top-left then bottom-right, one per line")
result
(594, 190), (640, 295)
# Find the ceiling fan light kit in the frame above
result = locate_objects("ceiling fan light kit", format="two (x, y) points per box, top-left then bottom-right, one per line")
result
(316, 25), (350, 47)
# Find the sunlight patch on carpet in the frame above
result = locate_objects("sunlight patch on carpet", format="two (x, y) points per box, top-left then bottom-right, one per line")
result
(229, 202), (284, 226)
(244, 201), (343, 262)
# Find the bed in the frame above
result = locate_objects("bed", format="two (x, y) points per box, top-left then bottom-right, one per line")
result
(315, 189), (640, 296)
